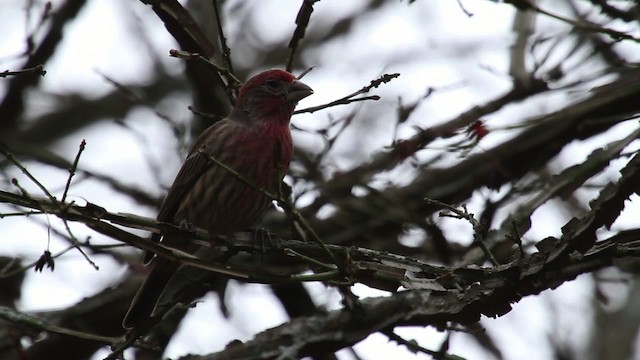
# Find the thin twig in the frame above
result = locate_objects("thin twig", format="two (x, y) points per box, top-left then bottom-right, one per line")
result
(512, 0), (640, 42)
(286, 0), (319, 71)
(0, 306), (122, 345)
(510, 218), (525, 260)
(61, 139), (85, 203)
(383, 330), (466, 360)
(0, 64), (46, 78)
(285, 247), (335, 270)
(425, 198), (499, 266)
(1, 146), (97, 269)
(60, 215), (99, 270)
(0, 244), (74, 278)
(295, 73), (400, 114)
(169, 49), (241, 86)
(212, 0), (234, 75)
(297, 66), (314, 79)
(1, 146), (57, 203)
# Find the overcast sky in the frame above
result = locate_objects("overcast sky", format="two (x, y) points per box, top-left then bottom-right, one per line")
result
(1, 1), (639, 359)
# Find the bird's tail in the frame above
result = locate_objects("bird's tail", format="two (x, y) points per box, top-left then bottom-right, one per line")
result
(122, 257), (177, 330)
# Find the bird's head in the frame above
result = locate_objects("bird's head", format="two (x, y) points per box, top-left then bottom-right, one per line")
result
(232, 69), (313, 124)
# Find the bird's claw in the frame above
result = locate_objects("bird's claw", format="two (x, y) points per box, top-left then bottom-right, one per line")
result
(252, 228), (272, 261)
(178, 219), (196, 232)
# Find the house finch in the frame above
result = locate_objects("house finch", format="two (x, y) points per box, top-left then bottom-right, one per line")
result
(122, 69), (313, 330)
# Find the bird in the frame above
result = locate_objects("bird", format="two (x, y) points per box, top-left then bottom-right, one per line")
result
(122, 69), (313, 330)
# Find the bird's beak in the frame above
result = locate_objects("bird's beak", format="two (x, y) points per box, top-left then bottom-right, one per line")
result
(285, 80), (314, 103)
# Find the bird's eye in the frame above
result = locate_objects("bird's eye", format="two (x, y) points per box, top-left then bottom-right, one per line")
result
(265, 80), (281, 90)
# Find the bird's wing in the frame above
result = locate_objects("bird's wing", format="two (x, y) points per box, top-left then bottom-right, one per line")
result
(145, 121), (230, 262)
(156, 151), (210, 223)
(144, 151), (210, 262)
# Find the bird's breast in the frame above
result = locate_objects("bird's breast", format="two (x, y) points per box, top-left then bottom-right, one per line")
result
(175, 122), (292, 235)
(236, 122), (293, 189)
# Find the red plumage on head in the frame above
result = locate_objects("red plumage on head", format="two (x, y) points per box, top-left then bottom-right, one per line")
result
(232, 69), (313, 123)
(237, 69), (297, 99)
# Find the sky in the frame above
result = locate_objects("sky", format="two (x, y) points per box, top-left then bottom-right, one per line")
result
(1, 0), (639, 359)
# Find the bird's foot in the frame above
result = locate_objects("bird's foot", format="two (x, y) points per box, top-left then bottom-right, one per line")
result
(252, 228), (272, 260)
(177, 219), (196, 233)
